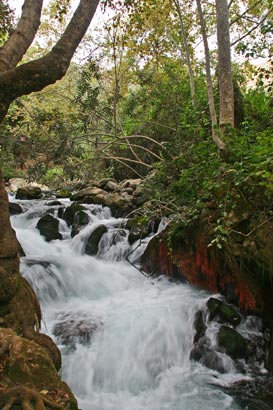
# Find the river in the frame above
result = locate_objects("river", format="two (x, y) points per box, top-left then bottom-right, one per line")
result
(11, 198), (253, 410)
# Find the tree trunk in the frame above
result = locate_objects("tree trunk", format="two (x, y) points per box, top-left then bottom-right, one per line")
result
(0, 168), (20, 274)
(0, 0), (43, 71)
(196, 0), (227, 155)
(173, 0), (196, 106)
(216, 0), (234, 133)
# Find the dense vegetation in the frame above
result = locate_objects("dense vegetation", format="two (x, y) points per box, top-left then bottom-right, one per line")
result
(1, 0), (273, 245)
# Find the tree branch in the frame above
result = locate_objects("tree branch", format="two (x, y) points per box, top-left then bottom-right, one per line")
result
(103, 155), (153, 168)
(229, 0), (264, 26)
(231, 10), (272, 47)
(106, 157), (144, 178)
(0, 0), (99, 117)
(0, 0), (43, 72)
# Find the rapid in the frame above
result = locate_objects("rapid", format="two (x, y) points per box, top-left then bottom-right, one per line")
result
(10, 198), (254, 410)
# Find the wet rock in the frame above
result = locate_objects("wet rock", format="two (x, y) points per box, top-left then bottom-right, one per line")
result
(223, 377), (273, 410)
(110, 228), (127, 245)
(190, 334), (230, 373)
(218, 325), (248, 359)
(191, 342), (228, 373)
(46, 200), (62, 206)
(36, 214), (62, 242)
(206, 297), (241, 327)
(71, 210), (89, 238)
(9, 202), (23, 215)
(16, 186), (42, 200)
(53, 313), (102, 347)
(265, 327), (273, 371)
(126, 217), (150, 245)
(62, 203), (87, 226)
(85, 225), (107, 256)
(193, 311), (207, 343)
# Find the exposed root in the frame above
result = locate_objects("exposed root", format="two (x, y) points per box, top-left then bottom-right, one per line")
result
(0, 386), (64, 410)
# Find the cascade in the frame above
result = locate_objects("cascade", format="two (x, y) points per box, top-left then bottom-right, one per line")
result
(10, 198), (267, 410)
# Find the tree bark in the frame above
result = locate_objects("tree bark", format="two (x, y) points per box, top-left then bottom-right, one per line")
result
(0, 0), (43, 71)
(0, 1), (99, 405)
(196, 0), (227, 155)
(173, 0), (196, 106)
(216, 0), (234, 133)
(0, 167), (19, 272)
(0, 0), (100, 120)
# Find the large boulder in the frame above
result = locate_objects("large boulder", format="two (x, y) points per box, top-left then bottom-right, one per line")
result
(9, 202), (23, 215)
(85, 225), (107, 256)
(218, 325), (248, 360)
(71, 187), (106, 201)
(36, 214), (62, 241)
(206, 297), (241, 327)
(16, 186), (42, 200)
(62, 203), (87, 226)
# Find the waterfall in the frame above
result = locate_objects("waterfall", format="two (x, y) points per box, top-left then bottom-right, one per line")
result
(11, 198), (250, 410)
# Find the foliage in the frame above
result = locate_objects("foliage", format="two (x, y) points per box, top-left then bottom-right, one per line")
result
(0, 0), (14, 45)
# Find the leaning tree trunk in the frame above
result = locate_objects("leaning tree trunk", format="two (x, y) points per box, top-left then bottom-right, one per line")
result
(216, 0), (234, 134)
(0, 0), (99, 278)
(0, 2), (99, 406)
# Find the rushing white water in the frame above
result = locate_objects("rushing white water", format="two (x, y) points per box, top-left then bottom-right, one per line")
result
(10, 198), (246, 410)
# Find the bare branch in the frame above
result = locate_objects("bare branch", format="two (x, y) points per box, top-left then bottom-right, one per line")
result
(106, 157), (144, 178)
(103, 155), (153, 168)
(231, 10), (271, 46)
(101, 141), (163, 161)
(230, 0), (265, 26)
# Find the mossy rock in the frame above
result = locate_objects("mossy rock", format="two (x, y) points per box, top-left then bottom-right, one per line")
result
(36, 214), (62, 242)
(85, 225), (107, 256)
(62, 203), (87, 226)
(0, 328), (78, 410)
(207, 297), (241, 327)
(55, 189), (72, 198)
(16, 186), (42, 200)
(218, 325), (248, 359)
(126, 216), (150, 245)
